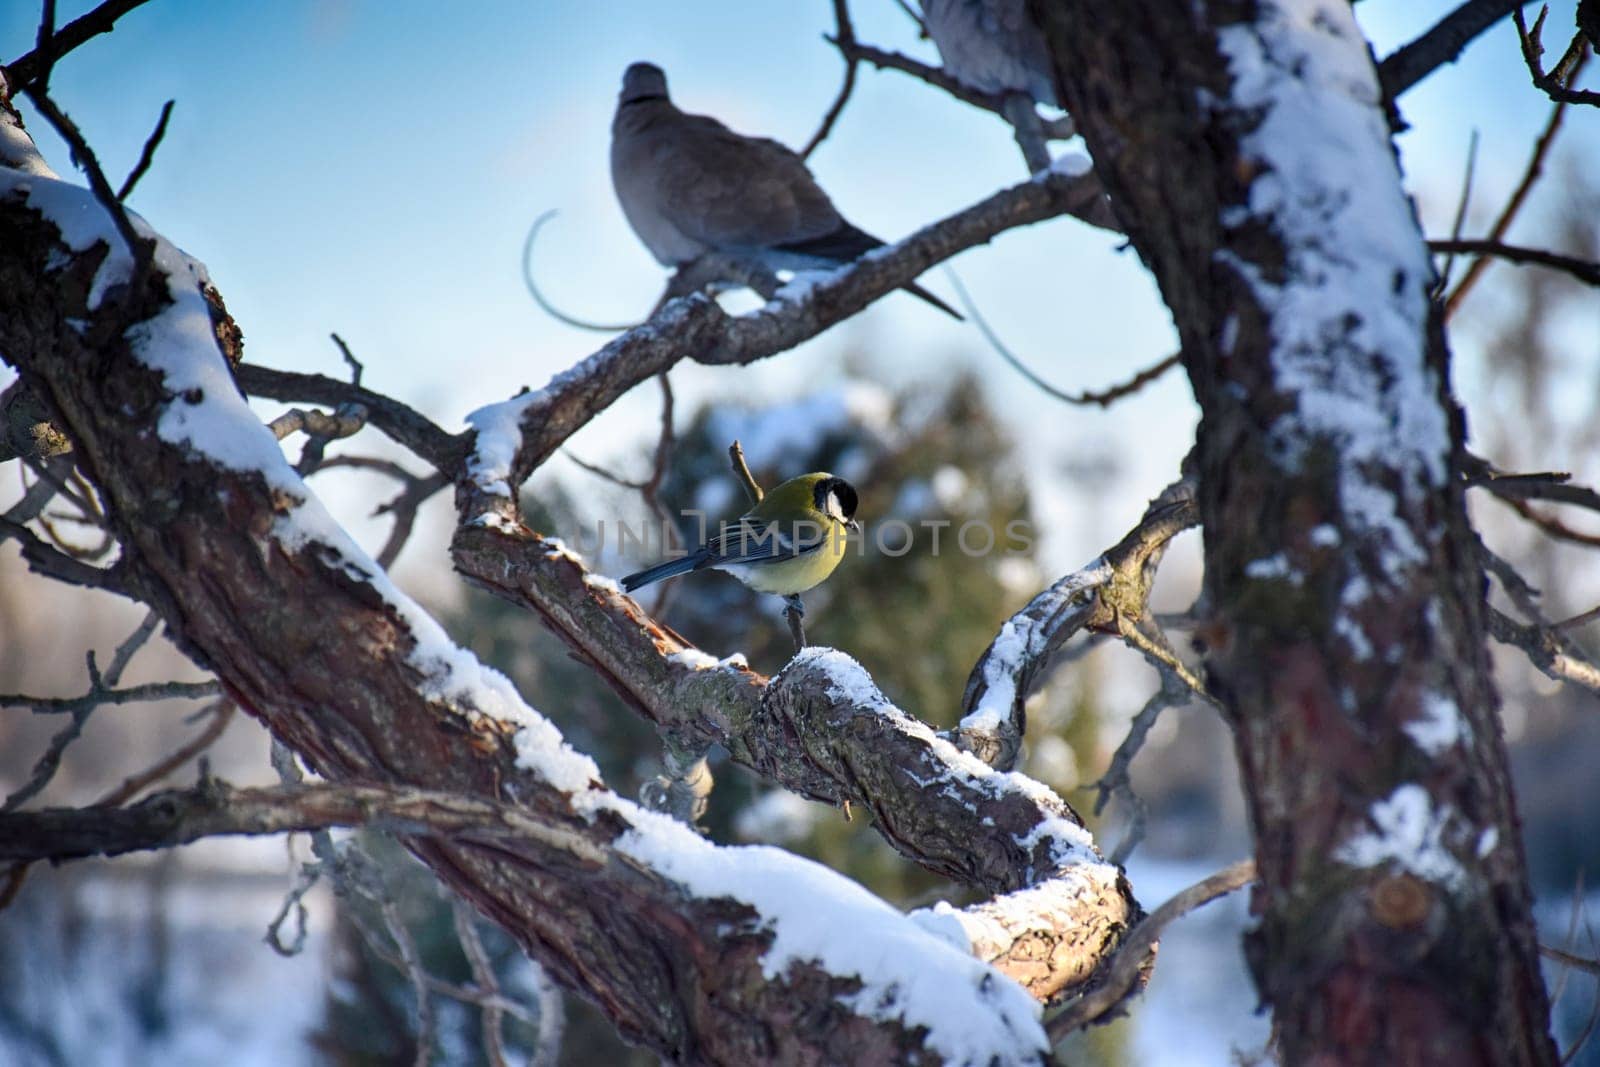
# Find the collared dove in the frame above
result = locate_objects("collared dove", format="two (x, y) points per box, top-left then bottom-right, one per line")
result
(610, 63), (961, 320)
(920, 0), (1059, 172)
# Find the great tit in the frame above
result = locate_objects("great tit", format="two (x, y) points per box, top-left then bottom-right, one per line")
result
(620, 472), (860, 602)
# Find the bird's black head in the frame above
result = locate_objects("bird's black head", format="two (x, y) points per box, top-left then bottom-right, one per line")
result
(620, 63), (669, 105)
(814, 476), (859, 526)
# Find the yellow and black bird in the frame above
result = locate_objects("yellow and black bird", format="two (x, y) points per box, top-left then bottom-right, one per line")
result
(620, 472), (859, 640)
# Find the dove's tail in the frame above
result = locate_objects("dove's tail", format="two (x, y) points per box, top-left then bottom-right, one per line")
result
(775, 224), (965, 321)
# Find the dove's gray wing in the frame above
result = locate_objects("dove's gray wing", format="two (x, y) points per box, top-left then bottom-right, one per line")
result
(612, 104), (844, 264)
(921, 0), (1058, 107)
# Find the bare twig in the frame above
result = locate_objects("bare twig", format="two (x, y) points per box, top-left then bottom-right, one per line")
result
(801, 0), (861, 159)
(95, 698), (235, 805)
(1513, 6), (1600, 106)
(945, 269), (1181, 406)
(728, 439), (764, 505)
(1445, 52), (1578, 315)
(1092, 667), (1194, 864)
(1434, 129), (1480, 298)
(383, 898), (435, 1067)
(1543, 944), (1600, 975)
(331, 332), (364, 386)
(268, 405), (369, 444)
(20, 84), (154, 302)
(1379, 0), (1529, 99)
(234, 363), (462, 474)
(1, 677), (221, 715)
(1433, 238), (1600, 291)
(4, 0), (156, 87)
(116, 98), (173, 200)
(1, 611), (163, 812)
(1046, 859), (1257, 1037)
(452, 900), (510, 1067)
(521, 210), (644, 333)
(0, 514), (124, 592)
(829, 36), (1076, 140)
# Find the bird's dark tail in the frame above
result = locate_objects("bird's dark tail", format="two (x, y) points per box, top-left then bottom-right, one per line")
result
(775, 224), (965, 321)
(620, 553), (704, 593)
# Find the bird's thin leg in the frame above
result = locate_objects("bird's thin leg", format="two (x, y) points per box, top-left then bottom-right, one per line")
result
(783, 594), (807, 651)
(1001, 91), (1051, 174)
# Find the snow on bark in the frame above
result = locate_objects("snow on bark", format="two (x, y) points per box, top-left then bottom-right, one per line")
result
(3, 162), (1056, 1064)
(1214, 0), (1451, 585)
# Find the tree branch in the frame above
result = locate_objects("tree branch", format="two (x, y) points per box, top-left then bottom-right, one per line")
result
(2, 0), (155, 87)
(1046, 860), (1257, 1038)
(1431, 238), (1600, 289)
(1378, 0), (1528, 99)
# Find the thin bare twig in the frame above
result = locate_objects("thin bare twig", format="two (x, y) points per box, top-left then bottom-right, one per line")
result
(1046, 859), (1257, 1037)
(945, 269), (1181, 406)
(20, 84), (154, 303)
(116, 98), (173, 200)
(1, 611), (162, 812)
(95, 698), (235, 805)
(1092, 667), (1194, 864)
(1434, 129), (1480, 298)
(453, 900), (510, 1067)
(801, 0), (861, 159)
(1433, 238), (1600, 291)
(331, 332), (364, 387)
(1513, 6), (1600, 106)
(4, 0), (155, 87)
(728, 439), (764, 505)
(383, 899), (435, 1067)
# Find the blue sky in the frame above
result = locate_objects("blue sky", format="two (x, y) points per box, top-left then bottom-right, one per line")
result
(4, 1), (1596, 572)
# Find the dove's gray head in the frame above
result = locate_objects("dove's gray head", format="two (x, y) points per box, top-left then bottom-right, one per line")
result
(620, 63), (669, 104)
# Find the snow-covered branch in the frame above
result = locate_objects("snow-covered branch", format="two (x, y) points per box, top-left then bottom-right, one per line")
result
(456, 165), (1112, 520)
(958, 478), (1200, 771)
(0, 98), (1114, 1062)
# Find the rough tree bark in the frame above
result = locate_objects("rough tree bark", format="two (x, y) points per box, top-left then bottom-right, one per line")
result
(0, 78), (1134, 1063)
(1033, 0), (1556, 1063)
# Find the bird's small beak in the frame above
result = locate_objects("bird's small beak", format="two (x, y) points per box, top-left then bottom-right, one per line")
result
(847, 519), (862, 533)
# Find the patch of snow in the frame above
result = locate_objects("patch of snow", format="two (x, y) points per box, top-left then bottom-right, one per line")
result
(541, 536), (583, 563)
(1309, 523), (1341, 547)
(1403, 691), (1467, 756)
(1244, 552), (1301, 584)
(665, 647), (749, 671)
(1334, 784), (1466, 889)
(583, 572), (623, 595)
(464, 391), (544, 497)
(1046, 152), (1093, 178)
(618, 805), (1047, 1064)
(1214, 0), (1451, 589)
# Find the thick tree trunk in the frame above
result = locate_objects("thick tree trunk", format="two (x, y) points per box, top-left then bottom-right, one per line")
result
(1033, 0), (1557, 1063)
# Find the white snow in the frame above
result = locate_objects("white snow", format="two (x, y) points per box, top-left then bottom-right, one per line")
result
(1334, 784), (1467, 889)
(1214, 0), (1451, 586)
(1046, 152), (1093, 178)
(464, 390), (544, 497)
(3, 158), (608, 805)
(1244, 552), (1300, 583)
(583, 571), (624, 595)
(1403, 691), (1468, 756)
(665, 647), (749, 671)
(617, 804), (1048, 1064)
(1309, 523), (1341, 547)
(797, 648), (1102, 872)
(960, 560), (1111, 737)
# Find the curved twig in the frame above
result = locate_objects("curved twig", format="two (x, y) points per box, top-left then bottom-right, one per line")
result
(945, 269), (1181, 407)
(521, 210), (644, 333)
(1045, 859), (1257, 1037)
(801, 0), (861, 159)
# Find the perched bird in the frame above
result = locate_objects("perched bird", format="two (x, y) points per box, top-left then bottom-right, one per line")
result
(610, 63), (961, 319)
(920, 0), (1059, 172)
(620, 472), (860, 642)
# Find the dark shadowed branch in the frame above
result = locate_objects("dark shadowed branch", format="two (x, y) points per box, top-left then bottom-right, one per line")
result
(1379, 0), (1528, 99)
